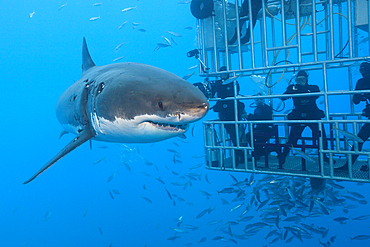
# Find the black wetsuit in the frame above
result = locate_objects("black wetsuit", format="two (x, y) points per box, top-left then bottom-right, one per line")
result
(344, 76), (370, 166)
(246, 103), (274, 159)
(211, 80), (246, 163)
(229, 0), (266, 44)
(280, 83), (328, 162)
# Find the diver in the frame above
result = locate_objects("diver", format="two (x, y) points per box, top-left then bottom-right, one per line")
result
(209, 66), (247, 165)
(229, 0), (267, 44)
(245, 95), (274, 161)
(279, 70), (331, 165)
(335, 61), (370, 173)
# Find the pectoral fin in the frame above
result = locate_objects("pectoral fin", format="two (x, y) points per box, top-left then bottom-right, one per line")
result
(23, 128), (94, 184)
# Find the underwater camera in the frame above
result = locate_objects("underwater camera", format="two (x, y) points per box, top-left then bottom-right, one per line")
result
(187, 49), (200, 58)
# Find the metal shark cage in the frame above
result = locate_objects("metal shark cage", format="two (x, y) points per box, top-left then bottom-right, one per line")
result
(191, 0), (370, 182)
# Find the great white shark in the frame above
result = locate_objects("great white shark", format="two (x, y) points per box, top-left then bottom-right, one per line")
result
(24, 38), (209, 184)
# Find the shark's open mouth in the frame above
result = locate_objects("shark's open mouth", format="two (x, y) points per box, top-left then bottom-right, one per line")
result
(147, 121), (188, 131)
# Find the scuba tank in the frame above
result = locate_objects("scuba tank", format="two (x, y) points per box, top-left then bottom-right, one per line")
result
(206, 125), (220, 167)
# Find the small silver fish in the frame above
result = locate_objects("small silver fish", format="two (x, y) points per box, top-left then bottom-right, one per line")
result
(182, 72), (195, 80)
(114, 42), (125, 51)
(156, 177), (165, 184)
(291, 145), (316, 163)
(29, 11), (35, 18)
(347, 190), (365, 199)
(144, 160), (153, 166)
(157, 43), (171, 48)
(13, 205), (20, 214)
(196, 207), (211, 219)
(113, 56), (126, 62)
(108, 189), (114, 200)
(186, 65), (198, 70)
(333, 126), (364, 143)
(350, 235), (370, 241)
(45, 208), (52, 221)
(230, 202), (244, 212)
(84, 207), (89, 217)
(111, 189), (121, 195)
(139, 171), (151, 177)
(170, 227), (188, 233)
(162, 36), (172, 46)
(175, 137), (189, 143)
(165, 30), (182, 37)
(107, 172), (116, 183)
(122, 6), (137, 12)
(222, 74), (242, 85)
(352, 215), (370, 220)
(189, 163), (203, 170)
(198, 237), (207, 243)
(123, 163), (132, 172)
(93, 157), (105, 164)
(171, 37), (178, 45)
(286, 187), (296, 202)
(165, 188), (172, 200)
(141, 196), (153, 203)
(171, 182), (185, 186)
(167, 235), (181, 240)
(58, 4), (67, 10)
(93, 3), (102, 6)
(89, 16), (100, 21)
(205, 174), (211, 184)
(118, 20), (128, 29)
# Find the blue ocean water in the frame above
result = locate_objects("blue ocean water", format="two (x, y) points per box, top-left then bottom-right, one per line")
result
(1, 1), (370, 246)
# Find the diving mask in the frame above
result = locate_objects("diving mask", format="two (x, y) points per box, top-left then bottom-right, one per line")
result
(295, 76), (307, 85)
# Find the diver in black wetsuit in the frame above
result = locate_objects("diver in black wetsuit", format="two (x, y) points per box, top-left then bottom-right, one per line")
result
(210, 66), (246, 165)
(280, 70), (330, 164)
(335, 61), (370, 173)
(245, 96), (274, 161)
(229, 0), (266, 44)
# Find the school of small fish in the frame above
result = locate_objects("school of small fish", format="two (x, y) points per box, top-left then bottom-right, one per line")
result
(87, 133), (370, 247)
(50, 1), (195, 69)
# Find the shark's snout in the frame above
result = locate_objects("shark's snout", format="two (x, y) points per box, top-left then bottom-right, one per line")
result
(199, 102), (209, 112)
(192, 101), (209, 120)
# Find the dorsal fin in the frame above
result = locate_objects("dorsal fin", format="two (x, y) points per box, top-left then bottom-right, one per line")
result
(82, 37), (96, 74)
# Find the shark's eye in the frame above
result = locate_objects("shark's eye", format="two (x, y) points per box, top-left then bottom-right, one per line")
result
(158, 101), (163, 109)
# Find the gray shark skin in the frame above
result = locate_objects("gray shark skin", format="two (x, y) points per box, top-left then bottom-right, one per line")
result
(24, 38), (209, 184)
